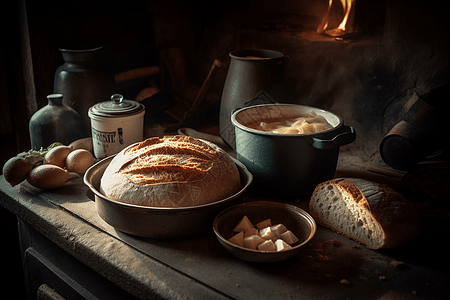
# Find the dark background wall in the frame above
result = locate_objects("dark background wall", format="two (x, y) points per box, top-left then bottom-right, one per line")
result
(1, 0), (449, 296)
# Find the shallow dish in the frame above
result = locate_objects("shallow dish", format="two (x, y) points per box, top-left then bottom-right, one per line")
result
(213, 201), (316, 263)
(84, 154), (253, 238)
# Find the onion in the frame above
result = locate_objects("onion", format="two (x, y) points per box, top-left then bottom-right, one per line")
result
(2, 156), (33, 187)
(68, 137), (93, 153)
(44, 145), (72, 168)
(65, 149), (94, 174)
(26, 164), (69, 189)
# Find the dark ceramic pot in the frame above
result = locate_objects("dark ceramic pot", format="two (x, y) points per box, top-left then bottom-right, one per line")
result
(29, 94), (85, 150)
(220, 49), (289, 150)
(54, 47), (116, 136)
(231, 103), (356, 199)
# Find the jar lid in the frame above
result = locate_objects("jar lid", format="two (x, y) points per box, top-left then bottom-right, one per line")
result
(89, 94), (145, 117)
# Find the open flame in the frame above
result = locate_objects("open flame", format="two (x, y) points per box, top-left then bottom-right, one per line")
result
(318, 0), (356, 37)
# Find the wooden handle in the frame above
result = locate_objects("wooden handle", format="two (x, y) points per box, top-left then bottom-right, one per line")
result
(114, 66), (160, 83)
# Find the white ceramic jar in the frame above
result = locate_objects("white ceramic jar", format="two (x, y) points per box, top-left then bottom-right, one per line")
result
(88, 94), (145, 159)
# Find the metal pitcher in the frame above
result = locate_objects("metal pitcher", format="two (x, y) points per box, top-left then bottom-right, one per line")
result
(219, 49), (289, 149)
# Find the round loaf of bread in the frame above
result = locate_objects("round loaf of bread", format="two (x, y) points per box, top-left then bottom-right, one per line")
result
(309, 178), (421, 249)
(100, 135), (241, 208)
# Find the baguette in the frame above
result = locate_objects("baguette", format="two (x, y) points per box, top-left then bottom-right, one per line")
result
(309, 178), (421, 249)
(100, 135), (241, 208)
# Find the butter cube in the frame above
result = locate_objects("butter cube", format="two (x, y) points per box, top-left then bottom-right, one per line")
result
(228, 231), (245, 248)
(281, 230), (299, 244)
(275, 239), (293, 252)
(244, 227), (259, 237)
(244, 235), (265, 250)
(258, 239), (276, 252)
(256, 218), (272, 230)
(233, 215), (254, 232)
(259, 226), (276, 241)
(271, 223), (288, 238)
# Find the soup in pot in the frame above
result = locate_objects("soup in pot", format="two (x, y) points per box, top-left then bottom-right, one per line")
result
(245, 111), (333, 134)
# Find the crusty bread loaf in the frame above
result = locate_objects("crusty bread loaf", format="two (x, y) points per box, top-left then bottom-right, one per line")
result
(309, 178), (421, 249)
(100, 135), (241, 208)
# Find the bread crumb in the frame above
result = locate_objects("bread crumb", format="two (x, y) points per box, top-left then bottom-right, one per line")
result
(323, 239), (340, 246)
(379, 276), (387, 280)
(340, 279), (350, 285)
(352, 244), (359, 249)
(315, 254), (329, 262)
(390, 260), (405, 268)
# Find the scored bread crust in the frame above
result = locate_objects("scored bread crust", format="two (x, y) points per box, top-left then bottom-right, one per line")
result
(100, 135), (241, 208)
(309, 178), (421, 249)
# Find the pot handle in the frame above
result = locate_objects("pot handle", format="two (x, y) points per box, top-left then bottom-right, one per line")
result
(310, 125), (356, 150)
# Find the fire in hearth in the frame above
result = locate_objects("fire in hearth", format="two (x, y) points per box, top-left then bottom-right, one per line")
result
(318, 0), (356, 37)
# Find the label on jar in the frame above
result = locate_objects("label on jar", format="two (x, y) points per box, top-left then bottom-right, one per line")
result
(90, 112), (144, 159)
(92, 128), (119, 144)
